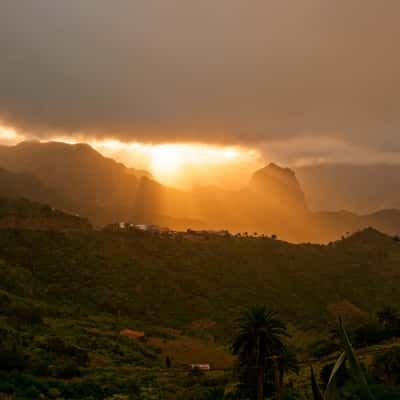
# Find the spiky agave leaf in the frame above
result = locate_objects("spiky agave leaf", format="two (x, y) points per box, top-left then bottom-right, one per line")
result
(310, 366), (325, 400)
(324, 351), (346, 400)
(338, 318), (375, 400)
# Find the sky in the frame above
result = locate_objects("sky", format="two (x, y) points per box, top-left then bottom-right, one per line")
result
(1, 1), (400, 187)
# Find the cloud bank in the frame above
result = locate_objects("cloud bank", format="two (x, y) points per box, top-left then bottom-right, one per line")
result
(1, 0), (399, 153)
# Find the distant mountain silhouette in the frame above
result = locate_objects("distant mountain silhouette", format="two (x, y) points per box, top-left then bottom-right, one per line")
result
(0, 141), (399, 241)
(0, 141), (151, 207)
(295, 163), (400, 213)
(311, 209), (400, 242)
(248, 163), (307, 210)
(131, 163), (311, 240)
(0, 167), (66, 207)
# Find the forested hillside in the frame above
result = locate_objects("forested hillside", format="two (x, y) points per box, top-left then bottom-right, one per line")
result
(1, 222), (400, 398)
(1, 226), (399, 334)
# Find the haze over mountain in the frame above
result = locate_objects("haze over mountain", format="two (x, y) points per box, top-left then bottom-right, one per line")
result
(0, 140), (399, 242)
(0, 167), (64, 208)
(295, 163), (400, 213)
(0, 141), (151, 207)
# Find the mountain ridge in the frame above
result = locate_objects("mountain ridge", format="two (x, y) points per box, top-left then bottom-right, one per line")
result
(295, 163), (400, 213)
(0, 141), (399, 242)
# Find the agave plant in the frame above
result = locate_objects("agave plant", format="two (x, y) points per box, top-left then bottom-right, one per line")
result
(311, 318), (375, 400)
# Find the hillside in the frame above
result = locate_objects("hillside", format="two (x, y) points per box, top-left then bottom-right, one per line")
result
(1, 223), (399, 398)
(0, 197), (91, 231)
(0, 167), (66, 208)
(0, 226), (399, 334)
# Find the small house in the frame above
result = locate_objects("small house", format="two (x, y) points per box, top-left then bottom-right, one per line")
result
(190, 363), (211, 371)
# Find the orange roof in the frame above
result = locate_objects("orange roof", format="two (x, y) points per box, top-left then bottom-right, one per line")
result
(120, 329), (145, 339)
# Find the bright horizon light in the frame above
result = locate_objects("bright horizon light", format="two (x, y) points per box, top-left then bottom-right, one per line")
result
(0, 122), (263, 188)
(0, 124), (21, 144)
(92, 141), (261, 188)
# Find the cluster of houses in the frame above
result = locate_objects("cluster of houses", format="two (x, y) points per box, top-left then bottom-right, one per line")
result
(104, 222), (170, 233)
(105, 222), (230, 239)
(119, 222), (170, 232)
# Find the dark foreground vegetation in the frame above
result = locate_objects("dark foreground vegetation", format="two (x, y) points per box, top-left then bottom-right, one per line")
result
(0, 218), (400, 398)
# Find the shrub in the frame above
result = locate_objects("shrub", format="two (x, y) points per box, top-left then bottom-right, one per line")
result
(12, 305), (43, 325)
(31, 360), (51, 377)
(44, 337), (88, 366)
(0, 382), (15, 394)
(283, 388), (307, 400)
(353, 320), (390, 347)
(373, 348), (400, 386)
(0, 348), (26, 372)
(55, 361), (81, 379)
(47, 387), (62, 399)
(62, 380), (104, 399)
(21, 385), (41, 399)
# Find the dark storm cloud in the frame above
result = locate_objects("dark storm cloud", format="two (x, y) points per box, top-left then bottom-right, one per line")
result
(0, 0), (399, 149)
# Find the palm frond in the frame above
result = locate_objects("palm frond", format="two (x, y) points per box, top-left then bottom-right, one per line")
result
(324, 351), (346, 400)
(338, 318), (375, 400)
(310, 366), (325, 400)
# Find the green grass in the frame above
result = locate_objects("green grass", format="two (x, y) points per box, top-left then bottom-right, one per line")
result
(0, 226), (400, 398)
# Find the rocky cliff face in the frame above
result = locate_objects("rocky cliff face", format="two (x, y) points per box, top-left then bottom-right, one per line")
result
(248, 163), (308, 212)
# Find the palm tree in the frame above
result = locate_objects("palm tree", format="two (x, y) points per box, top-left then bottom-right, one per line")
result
(231, 305), (289, 400)
(275, 347), (299, 397)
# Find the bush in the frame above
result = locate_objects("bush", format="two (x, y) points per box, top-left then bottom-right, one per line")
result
(0, 381), (15, 394)
(11, 305), (43, 325)
(55, 361), (81, 379)
(373, 348), (400, 386)
(62, 380), (105, 399)
(47, 387), (62, 399)
(21, 385), (41, 399)
(310, 339), (340, 358)
(31, 360), (51, 377)
(0, 348), (26, 371)
(283, 388), (307, 400)
(43, 337), (88, 366)
(353, 320), (390, 347)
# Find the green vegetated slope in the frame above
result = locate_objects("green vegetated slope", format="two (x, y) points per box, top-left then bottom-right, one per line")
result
(0, 226), (399, 335)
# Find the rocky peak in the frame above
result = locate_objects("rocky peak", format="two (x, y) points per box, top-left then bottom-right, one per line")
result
(249, 163), (308, 211)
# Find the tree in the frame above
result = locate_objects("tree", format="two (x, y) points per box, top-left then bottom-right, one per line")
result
(231, 305), (288, 400)
(373, 348), (400, 386)
(275, 346), (299, 397)
(377, 305), (400, 336)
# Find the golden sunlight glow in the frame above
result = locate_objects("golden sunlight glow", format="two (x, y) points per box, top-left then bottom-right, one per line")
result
(90, 141), (262, 188)
(148, 144), (241, 181)
(0, 123), (263, 188)
(0, 124), (21, 144)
